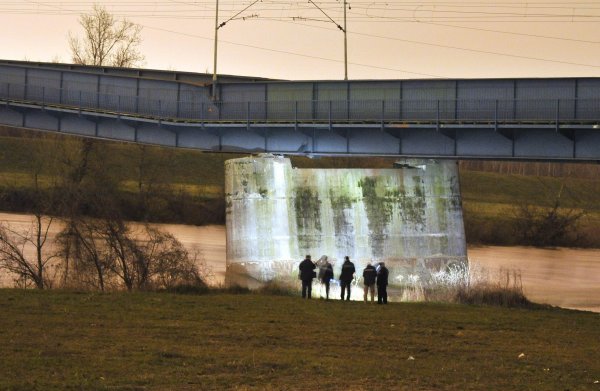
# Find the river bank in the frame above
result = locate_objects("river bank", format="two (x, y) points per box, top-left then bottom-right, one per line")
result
(1, 212), (598, 312)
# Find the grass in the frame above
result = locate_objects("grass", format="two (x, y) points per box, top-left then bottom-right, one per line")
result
(0, 289), (598, 390)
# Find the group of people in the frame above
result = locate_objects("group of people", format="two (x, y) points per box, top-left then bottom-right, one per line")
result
(298, 255), (389, 304)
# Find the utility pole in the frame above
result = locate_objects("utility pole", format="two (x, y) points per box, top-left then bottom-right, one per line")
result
(212, 0), (220, 100)
(211, 0), (260, 100)
(308, 0), (348, 80)
(343, 0), (348, 80)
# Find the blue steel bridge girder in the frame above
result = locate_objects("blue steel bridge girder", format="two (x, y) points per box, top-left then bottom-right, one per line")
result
(2, 101), (599, 161)
(1, 63), (600, 161)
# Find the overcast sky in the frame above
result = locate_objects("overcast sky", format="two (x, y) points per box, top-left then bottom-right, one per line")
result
(2, 0), (600, 80)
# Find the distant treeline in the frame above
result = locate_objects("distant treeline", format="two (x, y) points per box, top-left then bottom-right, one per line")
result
(459, 160), (600, 179)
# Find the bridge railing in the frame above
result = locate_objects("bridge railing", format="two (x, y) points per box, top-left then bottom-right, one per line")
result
(1, 82), (599, 124)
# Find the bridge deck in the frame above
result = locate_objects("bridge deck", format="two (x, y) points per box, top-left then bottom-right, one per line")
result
(1, 62), (599, 160)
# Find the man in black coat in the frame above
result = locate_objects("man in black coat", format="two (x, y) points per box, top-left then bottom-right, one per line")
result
(299, 255), (316, 299)
(376, 262), (389, 304)
(339, 256), (356, 301)
(362, 262), (377, 302)
(318, 256), (334, 300)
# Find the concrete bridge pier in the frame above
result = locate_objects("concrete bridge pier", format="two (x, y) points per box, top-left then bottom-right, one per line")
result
(225, 155), (468, 294)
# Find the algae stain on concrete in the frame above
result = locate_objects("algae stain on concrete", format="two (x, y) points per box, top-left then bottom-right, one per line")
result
(358, 176), (396, 257)
(293, 186), (322, 250)
(329, 191), (356, 255)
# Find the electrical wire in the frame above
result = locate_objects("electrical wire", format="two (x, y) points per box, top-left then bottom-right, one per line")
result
(141, 24), (446, 77)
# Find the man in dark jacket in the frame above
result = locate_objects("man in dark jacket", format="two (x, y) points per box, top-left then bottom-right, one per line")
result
(376, 262), (389, 304)
(317, 256), (334, 300)
(362, 262), (377, 302)
(339, 256), (356, 301)
(299, 255), (316, 299)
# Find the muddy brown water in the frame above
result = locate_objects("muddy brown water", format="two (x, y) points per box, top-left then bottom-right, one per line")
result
(1, 212), (598, 313)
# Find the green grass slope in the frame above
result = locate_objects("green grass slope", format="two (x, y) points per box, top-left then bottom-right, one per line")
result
(0, 290), (598, 390)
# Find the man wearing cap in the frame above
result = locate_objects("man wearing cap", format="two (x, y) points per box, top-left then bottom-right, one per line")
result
(339, 256), (356, 301)
(362, 262), (377, 302)
(376, 262), (389, 304)
(299, 255), (316, 299)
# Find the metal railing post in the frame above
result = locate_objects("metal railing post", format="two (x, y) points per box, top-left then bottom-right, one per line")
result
(494, 99), (498, 132)
(294, 101), (298, 131)
(436, 99), (440, 131)
(381, 99), (385, 130)
(556, 99), (560, 131)
(328, 100), (332, 130)
(201, 101), (205, 127)
(78, 90), (82, 115)
(247, 101), (250, 130)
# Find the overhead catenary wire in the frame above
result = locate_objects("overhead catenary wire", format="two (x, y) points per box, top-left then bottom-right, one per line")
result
(5, 0), (600, 77)
(142, 24), (445, 77)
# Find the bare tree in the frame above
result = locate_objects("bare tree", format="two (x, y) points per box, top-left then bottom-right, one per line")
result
(0, 217), (58, 289)
(57, 218), (113, 291)
(0, 137), (62, 289)
(69, 4), (144, 67)
(512, 184), (586, 247)
(138, 226), (207, 290)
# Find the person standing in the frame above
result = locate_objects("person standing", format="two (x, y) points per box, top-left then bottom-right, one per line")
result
(376, 262), (389, 304)
(318, 256), (334, 300)
(362, 262), (377, 302)
(299, 255), (316, 299)
(339, 256), (356, 301)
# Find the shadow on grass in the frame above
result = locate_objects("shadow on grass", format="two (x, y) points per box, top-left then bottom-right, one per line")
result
(164, 281), (298, 297)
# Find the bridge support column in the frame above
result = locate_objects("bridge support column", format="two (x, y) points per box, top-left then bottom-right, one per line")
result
(225, 155), (468, 298)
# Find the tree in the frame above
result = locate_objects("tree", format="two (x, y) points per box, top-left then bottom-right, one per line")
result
(57, 217), (112, 291)
(0, 218), (58, 289)
(512, 184), (586, 247)
(0, 137), (62, 289)
(69, 4), (144, 67)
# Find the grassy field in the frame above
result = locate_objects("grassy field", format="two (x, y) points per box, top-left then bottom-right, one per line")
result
(0, 289), (598, 390)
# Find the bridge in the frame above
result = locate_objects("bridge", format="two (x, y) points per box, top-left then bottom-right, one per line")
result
(1, 60), (599, 161)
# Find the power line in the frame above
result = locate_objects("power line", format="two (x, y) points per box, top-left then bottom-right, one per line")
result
(272, 19), (600, 69)
(5, 0), (600, 75)
(141, 24), (446, 77)
(413, 21), (600, 44)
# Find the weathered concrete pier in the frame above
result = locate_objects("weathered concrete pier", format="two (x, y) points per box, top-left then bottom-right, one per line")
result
(225, 155), (467, 289)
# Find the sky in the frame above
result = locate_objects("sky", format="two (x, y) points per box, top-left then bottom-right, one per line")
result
(2, 0), (600, 80)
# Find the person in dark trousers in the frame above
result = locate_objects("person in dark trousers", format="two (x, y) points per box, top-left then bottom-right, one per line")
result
(318, 256), (334, 300)
(339, 256), (356, 301)
(376, 262), (389, 304)
(362, 262), (377, 302)
(299, 255), (316, 299)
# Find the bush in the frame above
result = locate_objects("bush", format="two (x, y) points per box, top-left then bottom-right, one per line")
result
(166, 282), (210, 295)
(255, 281), (297, 297)
(454, 268), (532, 308)
(217, 284), (251, 295)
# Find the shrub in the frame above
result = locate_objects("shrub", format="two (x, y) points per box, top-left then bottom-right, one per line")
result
(166, 282), (210, 295)
(255, 281), (297, 297)
(454, 268), (532, 308)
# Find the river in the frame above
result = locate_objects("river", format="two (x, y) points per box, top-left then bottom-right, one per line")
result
(1, 212), (598, 313)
